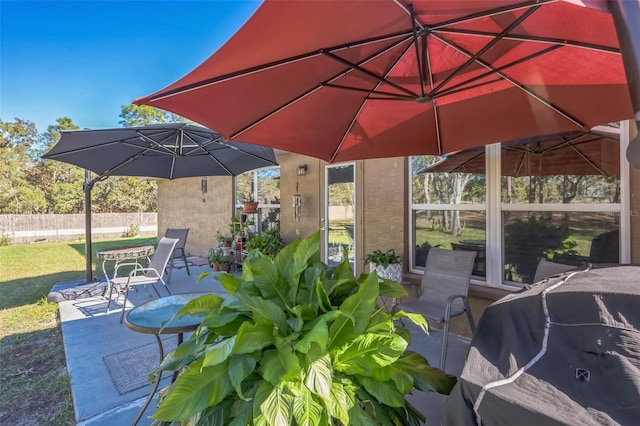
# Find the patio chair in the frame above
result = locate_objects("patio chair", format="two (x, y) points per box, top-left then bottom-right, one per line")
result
(105, 237), (179, 323)
(164, 228), (190, 284)
(397, 247), (476, 371)
(532, 258), (576, 284)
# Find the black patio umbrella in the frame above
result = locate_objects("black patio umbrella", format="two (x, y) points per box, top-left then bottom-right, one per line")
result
(43, 123), (278, 283)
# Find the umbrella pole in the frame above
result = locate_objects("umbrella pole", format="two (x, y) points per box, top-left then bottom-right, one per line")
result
(611, 0), (640, 167)
(83, 170), (94, 283)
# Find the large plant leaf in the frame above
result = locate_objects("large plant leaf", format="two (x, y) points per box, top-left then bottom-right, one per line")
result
(364, 310), (393, 334)
(315, 280), (332, 312)
(395, 352), (457, 394)
(329, 379), (357, 424)
(393, 309), (429, 334)
(335, 333), (407, 375)
(224, 292), (289, 333)
(216, 272), (243, 294)
(253, 382), (274, 422)
(196, 397), (234, 426)
(357, 375), (405, 408)
(304, 353), (332, 400)
(296, 266), (323, 306)
(203, 336), (236, 368)
(260, 385), (294, 426)
(178, 293), (225, 316)
(250, 255), (292, 308)
(228, 398), (254, 426)
(347, 404), (379, 426)
(292, 383), (324, 426)
(201, 311), (240, 329)
(295, 316), (329, 354)
(153, 359), (232, 421)
(328, 273), (379, 351)
(228, 353), (259, 400)
(261, 347), (301, 385)
(367, 362), (414, 394)
(378, 279), (408, 298)
(233, 320), (275, 355)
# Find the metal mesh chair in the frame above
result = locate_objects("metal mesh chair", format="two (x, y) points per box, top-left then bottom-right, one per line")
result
(106, 237), (179, 323)
(398, 247), (477, 370)
(532, 258), (576, 284)
(164, 228), (190, 283)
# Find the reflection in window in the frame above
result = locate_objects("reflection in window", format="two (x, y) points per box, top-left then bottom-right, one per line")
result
(412, 156), (486, 204)
(327, 165), (355, 270)
(503, 212), (619, 284)
(235, 167), (280, 230)
(413, 210), (486, 277)
(500, 131), (620, 204)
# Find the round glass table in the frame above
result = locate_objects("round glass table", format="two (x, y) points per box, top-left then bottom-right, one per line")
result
(124, 292), (208, 425)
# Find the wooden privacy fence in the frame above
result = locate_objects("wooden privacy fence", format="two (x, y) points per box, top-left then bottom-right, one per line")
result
(0, 213), (157, 244)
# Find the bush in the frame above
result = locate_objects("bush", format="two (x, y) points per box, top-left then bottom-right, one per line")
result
(122, 223), (139, 238)
(1, 230), (14, 246)
(245, 227), (284, 257)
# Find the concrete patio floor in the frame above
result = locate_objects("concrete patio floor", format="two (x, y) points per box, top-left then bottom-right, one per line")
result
(57, 264), (474, 425)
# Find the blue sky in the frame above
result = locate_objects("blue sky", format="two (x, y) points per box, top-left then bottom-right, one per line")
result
(1, 0), (260, 133)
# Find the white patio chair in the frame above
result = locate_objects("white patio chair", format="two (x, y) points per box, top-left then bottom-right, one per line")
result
(397, 247), (476, 371)
(105, 237), (179, 323)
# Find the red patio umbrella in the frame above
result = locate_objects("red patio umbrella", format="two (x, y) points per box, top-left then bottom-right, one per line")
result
(135, 0), (635, 164)
(422, 126), (620, 176)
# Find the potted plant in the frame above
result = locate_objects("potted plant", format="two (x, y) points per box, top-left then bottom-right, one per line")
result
(208, 249), (231, 272)
(245, 227), (284, 257)
(151, 231), (455, 425)
(364, 248), (403, 282)
(242, 197), (259, 213)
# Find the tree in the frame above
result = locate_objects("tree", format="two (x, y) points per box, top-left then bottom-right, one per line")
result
(118, 104), (187, 126)
(0, 118), (47, 213)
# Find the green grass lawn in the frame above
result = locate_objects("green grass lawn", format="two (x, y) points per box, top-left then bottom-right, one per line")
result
(0, 236), (156, 425)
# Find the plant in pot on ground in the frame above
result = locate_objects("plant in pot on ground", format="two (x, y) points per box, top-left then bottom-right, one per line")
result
(364, 248), (403, 282)
(208, 249), (232, 272)
(151, 231), (456, 425)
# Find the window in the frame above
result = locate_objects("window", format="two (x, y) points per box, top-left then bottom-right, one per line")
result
(409, 125), (627, 289)
(410, 156), (486, 280)
(235, 167), (280, 231)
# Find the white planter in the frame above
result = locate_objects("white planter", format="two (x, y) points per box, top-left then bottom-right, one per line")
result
(369, 263), (402, 282)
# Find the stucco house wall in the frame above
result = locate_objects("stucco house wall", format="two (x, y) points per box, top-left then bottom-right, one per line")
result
(157, 176), (234, 257)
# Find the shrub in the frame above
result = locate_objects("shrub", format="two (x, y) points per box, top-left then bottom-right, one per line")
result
(245, 227), (284, 257)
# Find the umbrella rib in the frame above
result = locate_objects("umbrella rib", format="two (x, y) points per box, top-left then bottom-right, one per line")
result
(434, 28), (621, 55)
(329, 33), (421, 162)
(430, 5), (540, 96)
(145, 30), (414, 102)
(434, 45), (561, 99)
(432, 33), (586, 129)
(321, 50), (418, 98)
(407, 3), (426, 97)
(231, 35), (415, 141)
(428, 0), (554, 31)
(323, 83), (414, 100)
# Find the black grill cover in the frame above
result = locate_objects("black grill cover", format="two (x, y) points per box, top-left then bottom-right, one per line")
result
(443, 265), (640, 426)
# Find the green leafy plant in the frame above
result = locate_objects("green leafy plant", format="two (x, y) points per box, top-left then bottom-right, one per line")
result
(0, 230), (14, 246)
(364, 249), (402, 268)
(245, 227), (284, 257)
(151, 231), (455, 425)
(122, 223), (139, 238)
(504, 215), (571, 283)
(208, 249), (231, 265)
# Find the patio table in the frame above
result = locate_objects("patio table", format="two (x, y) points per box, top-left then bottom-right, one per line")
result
(124, 292), (208, 425)
(97, 245), (155, 301)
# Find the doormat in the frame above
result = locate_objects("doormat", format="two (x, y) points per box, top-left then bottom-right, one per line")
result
(103, 338), (177, 395)
(188, 256), (209, 267)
